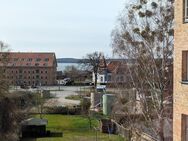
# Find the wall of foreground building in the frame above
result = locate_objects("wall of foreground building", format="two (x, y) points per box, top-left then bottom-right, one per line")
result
(174, 0), (188, 140)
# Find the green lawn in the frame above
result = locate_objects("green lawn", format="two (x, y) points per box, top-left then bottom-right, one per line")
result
(36, 114), (126, 141)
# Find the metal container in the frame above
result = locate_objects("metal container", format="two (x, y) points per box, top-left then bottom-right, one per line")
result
(103, 94), (115, 116)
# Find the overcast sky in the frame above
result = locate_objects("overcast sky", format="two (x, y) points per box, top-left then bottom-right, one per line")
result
(0, 0), (130, 58)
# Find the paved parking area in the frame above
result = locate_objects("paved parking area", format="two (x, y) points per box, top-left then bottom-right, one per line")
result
(43, 86), (91, 107)
(10, 86), (91, 107)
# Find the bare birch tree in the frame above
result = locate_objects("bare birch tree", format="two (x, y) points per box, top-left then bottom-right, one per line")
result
(111, 0), (174, 140)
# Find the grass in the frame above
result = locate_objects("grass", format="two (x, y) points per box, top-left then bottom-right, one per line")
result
(65, 95), (83, 101)
(36, 114), (126, 141)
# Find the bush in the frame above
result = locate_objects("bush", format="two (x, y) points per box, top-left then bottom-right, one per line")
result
(44, 106), (81, 115)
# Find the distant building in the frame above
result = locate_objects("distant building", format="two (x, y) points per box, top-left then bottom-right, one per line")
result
(0, 52), (57, 86)
(92, 59), (130, 85)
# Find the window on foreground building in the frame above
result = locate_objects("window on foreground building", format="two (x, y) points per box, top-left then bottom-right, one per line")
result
(182, 114), (188, 141)
(184, 0), (188, 22)
(182, 51), (188, 81)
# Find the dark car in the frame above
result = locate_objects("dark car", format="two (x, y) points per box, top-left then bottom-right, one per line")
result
(31, 85), (38, 89)
(20, 84), (30, 89)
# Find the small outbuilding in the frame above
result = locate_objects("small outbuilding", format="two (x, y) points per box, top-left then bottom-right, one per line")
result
(21, 118), (48, 138)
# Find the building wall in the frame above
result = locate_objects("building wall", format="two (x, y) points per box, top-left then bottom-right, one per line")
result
(5, 66), (56, 86)
(174, 0), (188, 140)
(92, 73), (107, 84)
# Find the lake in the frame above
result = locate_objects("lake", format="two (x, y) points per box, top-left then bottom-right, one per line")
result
(57, 63), (81, 71)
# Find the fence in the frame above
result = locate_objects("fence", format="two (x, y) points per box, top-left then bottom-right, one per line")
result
(111, 120), (157, 141)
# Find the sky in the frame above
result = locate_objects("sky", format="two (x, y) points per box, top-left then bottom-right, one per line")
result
(0, 0), (130, 58)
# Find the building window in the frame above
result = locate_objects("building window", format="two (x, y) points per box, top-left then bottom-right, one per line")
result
(27, 58), (32, 61)
(44, 58), (49, 62)
(35, 63), (39, 66)
(36, 58), (41, 62)
(36, 70), (39, 73)
(182, 51), (188, 81)
(182, 114), (188, 141)
(100, 77), (103, 82)
(185, 0), (188, 22)
(43, 63), (48, 66)
(26, 63), (31, 66)
(19, 75), (22, 79)
(19, 69), (23, 73)
(120, 76), (124, 82)
(108, 75), (111, 81)
(14, 58), (18, 61)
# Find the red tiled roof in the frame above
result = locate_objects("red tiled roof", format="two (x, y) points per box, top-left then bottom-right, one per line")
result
(107, 61), (128, 74)
(0, 52), (57, 67)
(107, 61), (121, 73)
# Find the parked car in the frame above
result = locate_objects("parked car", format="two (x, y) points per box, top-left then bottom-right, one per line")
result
(96, 85), (106, 93)
(62, 78), (74, 86)
(20, 84), (30, 89)
(83, 80), (93, 86)
(31, 85), (38, 89)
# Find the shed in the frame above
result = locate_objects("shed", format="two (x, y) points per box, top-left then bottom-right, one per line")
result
(21, 118), (48, 138)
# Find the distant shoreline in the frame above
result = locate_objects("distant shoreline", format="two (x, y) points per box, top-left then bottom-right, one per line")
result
(57, 58), (125, 63)
(57, 58), (82, 63)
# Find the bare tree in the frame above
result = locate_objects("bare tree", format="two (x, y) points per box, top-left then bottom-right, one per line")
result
(0, 44), (21, 141)
(82, 52), (103, 88)
(112, 0), (174, 140)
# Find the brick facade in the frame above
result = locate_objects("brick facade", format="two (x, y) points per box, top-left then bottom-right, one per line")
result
(0, 52), (57, 86)
(174, 0), (188, 140)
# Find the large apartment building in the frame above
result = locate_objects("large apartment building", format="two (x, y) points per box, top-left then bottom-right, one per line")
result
(0, 52), (57, 86)
(174, 0), (188, 140)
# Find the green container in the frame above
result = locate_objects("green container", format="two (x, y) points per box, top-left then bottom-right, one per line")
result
(103, 94), (115, 116)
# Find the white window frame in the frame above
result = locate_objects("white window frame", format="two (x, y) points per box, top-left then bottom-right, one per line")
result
(185, 0), (188, 22)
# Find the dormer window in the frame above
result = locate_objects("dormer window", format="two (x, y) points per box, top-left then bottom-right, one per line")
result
(185, 0), (188, 22)
(27, 58), (32, 62)
(44, 58), (49, 62)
